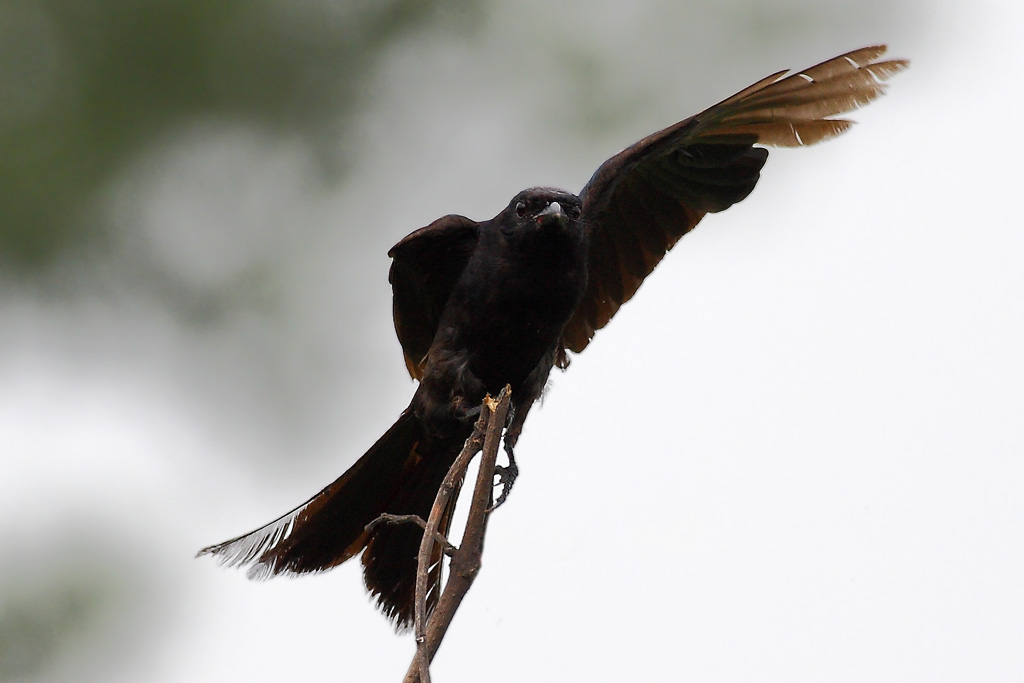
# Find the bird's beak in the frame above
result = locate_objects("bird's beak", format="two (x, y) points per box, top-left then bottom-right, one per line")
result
(537, 201), (567, 228)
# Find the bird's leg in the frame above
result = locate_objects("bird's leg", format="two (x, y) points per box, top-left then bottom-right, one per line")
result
(450, 370), (489, 425)
(456, 402), (482, 422)
(490, 403), (519, 510)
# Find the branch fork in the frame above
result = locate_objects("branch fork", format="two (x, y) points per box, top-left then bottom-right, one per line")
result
(369, 386), (512, 683)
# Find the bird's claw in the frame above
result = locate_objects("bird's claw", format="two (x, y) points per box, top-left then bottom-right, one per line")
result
(489, 441), (518, 511)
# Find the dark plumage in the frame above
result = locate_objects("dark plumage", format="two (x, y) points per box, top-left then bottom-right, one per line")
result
(199, 46), (907, 628)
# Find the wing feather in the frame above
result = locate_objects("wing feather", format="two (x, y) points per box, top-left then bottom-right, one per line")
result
(562, 46), (907, 354)
(388, 215), (479, 378)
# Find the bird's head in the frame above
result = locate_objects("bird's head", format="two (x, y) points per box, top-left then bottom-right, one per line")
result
(499, 188), (583, 241)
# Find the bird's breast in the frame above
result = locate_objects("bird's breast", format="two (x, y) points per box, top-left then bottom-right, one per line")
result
(448, 242), (586, 390)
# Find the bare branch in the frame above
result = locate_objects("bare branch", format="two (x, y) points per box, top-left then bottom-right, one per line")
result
(403, 386), (512, 683)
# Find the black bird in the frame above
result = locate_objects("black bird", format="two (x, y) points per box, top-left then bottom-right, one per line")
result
(199, 46), (907, 628)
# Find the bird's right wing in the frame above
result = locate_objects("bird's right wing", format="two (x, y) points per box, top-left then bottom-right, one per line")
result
(389, 214), (480, 379)
(560, 45), (908, 356)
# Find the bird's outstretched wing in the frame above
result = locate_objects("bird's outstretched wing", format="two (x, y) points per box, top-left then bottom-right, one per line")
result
(388, 214), (480, 378)
(560, 45), (908, 356)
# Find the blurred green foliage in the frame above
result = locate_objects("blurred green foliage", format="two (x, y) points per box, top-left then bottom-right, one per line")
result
(0, 0), (479, 270)
(0, 574), (108, 680)
(0, 529), (157, 683)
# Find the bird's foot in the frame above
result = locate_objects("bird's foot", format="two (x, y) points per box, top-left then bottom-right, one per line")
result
(489, 441), (518, 511)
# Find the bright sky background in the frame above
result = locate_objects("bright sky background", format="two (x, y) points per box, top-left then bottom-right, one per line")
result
(2, 0), (1022, 681)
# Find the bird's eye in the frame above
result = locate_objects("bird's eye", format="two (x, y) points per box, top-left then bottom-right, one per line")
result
(515, 201), (527, 217)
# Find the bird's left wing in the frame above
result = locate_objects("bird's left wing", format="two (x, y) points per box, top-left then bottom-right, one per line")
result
(388, 214), (480, 379)
(560, 45), (908, 356)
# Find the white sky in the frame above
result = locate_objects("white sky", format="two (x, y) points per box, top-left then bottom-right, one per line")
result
(2, 0), (1022, 681)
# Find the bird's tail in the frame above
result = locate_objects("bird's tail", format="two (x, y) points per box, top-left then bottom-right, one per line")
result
(198, 407), (464, 629)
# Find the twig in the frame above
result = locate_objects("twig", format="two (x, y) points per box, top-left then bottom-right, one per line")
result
(409, 413), (484, 683)
(365, 514), (457, 556)
(403, 386), (512, 683)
